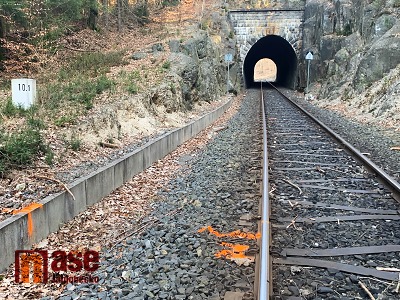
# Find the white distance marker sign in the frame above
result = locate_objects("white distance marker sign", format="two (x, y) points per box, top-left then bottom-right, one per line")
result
(12, 78), (37, 109)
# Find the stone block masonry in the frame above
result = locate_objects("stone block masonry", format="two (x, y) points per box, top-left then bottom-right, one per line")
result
(229, 10), (304, 62)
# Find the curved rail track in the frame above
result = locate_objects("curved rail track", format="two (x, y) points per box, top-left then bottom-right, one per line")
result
(257, 84), (400, 299)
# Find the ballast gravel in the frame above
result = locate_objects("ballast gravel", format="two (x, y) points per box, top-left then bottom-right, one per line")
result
(48, 90), (262, 300)
(267, 89), (400, 299)
(284, 90), (400, 182)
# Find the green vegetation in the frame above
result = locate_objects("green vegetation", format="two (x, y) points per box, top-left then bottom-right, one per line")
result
(54, 115), (77, 127)
(162, 0), (180, 7)
(170, 83), (176, 94)
(2, 98), (37, 118)
(119, 70), (142, 94)
(133, 2), (150, 25)
(27, 117), (46, 130)
(0, 0), (99, 45)
(162, 61), (171, 69)
(0, 120), (53, 176)
(65, 52), (125, 76)
(42, 74), (115, 111)
(64, 134), (82, 152)
(383, 16), (395, 28)
(40, 52), (121, 111)
(127, 82), (139, 94)
(337, 23), (352, 36)
(0, 50), (126, 174)
(0, 1), (175, 175)
(373, 0), (387, 9)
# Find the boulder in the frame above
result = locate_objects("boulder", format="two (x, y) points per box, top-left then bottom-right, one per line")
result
(152, 43), (164, 52)
(168, 40), (181, 53)
(131, 52), (147, 60)
(147, 75), (184, 113)
(168, 53), (199, 102)
(353, 21), (400, 91)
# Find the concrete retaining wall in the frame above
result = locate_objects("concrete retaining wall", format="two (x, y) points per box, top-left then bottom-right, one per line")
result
(0, 97), (233, 273)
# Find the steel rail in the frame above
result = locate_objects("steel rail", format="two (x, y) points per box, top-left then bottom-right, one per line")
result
(258, 83), (270, 300)
(266, 82), (400, 197)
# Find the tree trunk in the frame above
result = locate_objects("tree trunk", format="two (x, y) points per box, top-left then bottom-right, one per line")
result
(103, 0), (109, 29)
(0, 16), (6, 70)
(117, 0), (122, 32)
(0, 16), (6, 38)
(88, 8), (98, 30)
(122, 0), (129, 18)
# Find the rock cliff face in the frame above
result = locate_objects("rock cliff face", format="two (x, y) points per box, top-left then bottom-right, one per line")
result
(166, 29), (237, 108)
(75, 19), (240, 145)
(147, 19), (239, 113)
(303, 0), (400, 126)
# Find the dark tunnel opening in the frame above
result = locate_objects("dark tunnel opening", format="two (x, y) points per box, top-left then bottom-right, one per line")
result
(243, 35), (297, 89)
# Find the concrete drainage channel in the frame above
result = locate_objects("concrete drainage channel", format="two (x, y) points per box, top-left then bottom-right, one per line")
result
(0, 97), (233, 273)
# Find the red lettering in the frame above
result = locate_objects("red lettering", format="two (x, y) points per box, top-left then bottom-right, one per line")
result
(51, 251), (67, 272)
(67, 252), (83, 272)
(84, 250), (99, 271)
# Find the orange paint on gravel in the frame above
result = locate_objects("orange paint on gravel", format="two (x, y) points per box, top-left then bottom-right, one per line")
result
(215, 242), (250, 259)
(13, 203), (43, 237)
(198, 226), (260, 240)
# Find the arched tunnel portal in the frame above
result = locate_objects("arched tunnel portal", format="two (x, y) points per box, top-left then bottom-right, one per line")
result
(243, 35), (297, 89)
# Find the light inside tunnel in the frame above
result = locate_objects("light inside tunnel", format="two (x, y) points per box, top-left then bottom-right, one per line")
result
(243, 35), (297, 88)
(254, 58), (277, 82)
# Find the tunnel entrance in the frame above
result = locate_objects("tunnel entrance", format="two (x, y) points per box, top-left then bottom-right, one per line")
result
(254, 58), (277, 82)
(243, 35), (297, 89)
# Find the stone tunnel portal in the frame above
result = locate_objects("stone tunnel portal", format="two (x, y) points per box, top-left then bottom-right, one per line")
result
(243, 35), (297, 88)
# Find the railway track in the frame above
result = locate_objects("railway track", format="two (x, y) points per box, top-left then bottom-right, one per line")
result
(258, 84), (400, 299)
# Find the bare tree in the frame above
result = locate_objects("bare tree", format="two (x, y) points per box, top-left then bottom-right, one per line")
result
(117, 0), (122, 32)
(103, 0), (109, 29)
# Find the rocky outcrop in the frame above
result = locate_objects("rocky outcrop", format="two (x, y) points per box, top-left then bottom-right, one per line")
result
(353, 21), (400, 91)
(73, 22), (240, 145)
(303, 0), (400, 125)
(166, 29), (239, 105)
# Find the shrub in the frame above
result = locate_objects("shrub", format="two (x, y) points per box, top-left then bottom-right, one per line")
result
(1, 98), (35, 117)
(45, 148), (55, 165)
(65, 51), (125, 76)
(42, 74), (115, 111)
(162, 61), (171, 69)
(162, 0), (180, 7)
(65, 134), (82, 151)
(127, 82), (139, 94)
(134, 2), (150, 25)
(27, 117), (46, 130)
(0, 120), (53, 176)
(54, 115), (77, 127)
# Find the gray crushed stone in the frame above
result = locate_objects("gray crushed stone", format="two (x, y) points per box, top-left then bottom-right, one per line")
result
(286, 90), (400, 182)
(53, 90), (262, 300)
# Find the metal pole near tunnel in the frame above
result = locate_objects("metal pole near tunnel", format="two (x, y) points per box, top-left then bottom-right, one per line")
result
(225, 53), (233, 94)
(305, 51), (313, 93)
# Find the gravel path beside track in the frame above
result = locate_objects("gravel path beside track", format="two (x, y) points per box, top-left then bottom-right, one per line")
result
(0, 91), (262, 299)
(52, 90), (262, 300)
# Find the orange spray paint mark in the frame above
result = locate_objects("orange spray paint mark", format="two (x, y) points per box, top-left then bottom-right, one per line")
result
(198, 226), (261, 240)
(198, 226), (258, 262)
(13, 203), (43, 237)
(215, 242), (250, 259)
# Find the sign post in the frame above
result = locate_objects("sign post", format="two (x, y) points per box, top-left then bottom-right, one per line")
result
(12, 78), (37, 109)
(305, 51), (313, 93)
(225, 53), (233, 94)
